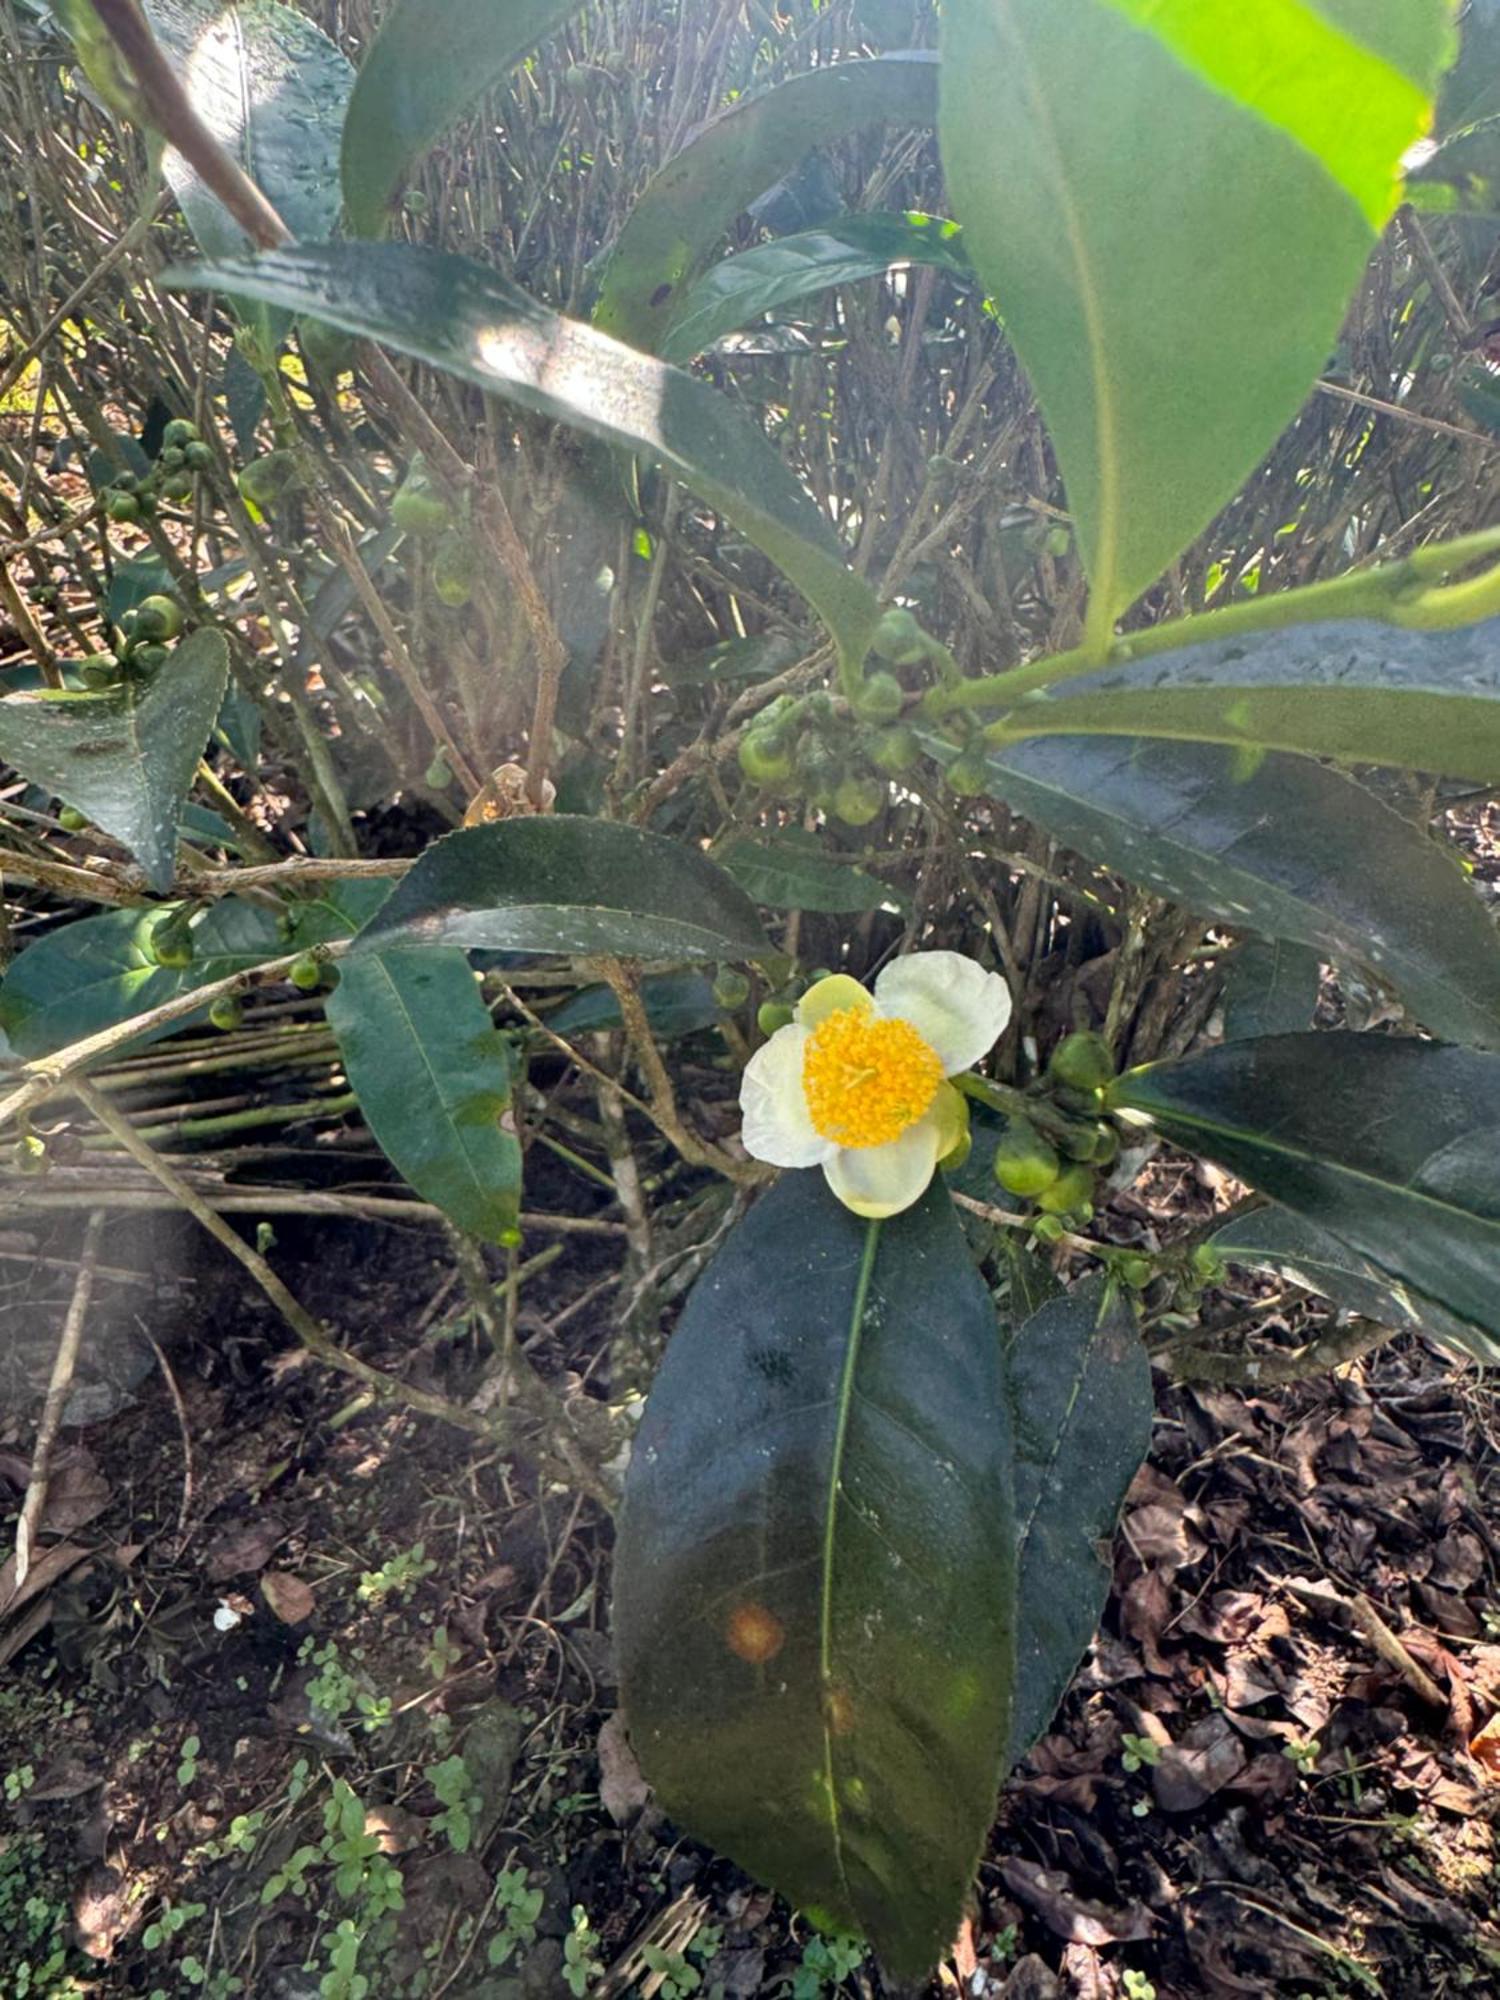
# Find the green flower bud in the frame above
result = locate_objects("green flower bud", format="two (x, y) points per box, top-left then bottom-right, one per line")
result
(712, 967), (751, 1009)
(867, 723), (920, 776)
(184, 440), (213, 472)
(993, 1120), (1061, 1197)
(107, 492), (140, 524)
(162, 418), (199, 449)
(208, 994), (244, 1033)
(870, 606), (928, 666)
(57, 805), (89, 831)
(832, 774), (885, 828)
(13, 1133), (47, 1177)
(945, 750), (990, 798)
(737, 730), (796, 787)
(1035, 1162), (1096, 1216)
(288, 951), (323, 991)
(432, 528), (477, 607)
(148, 912), (195, 969)
(851, 670), (905, 724)
(130, 643), (169, 674)
(757, 1001), (795, 1035)
(1049, 1031), (1116, 1091)
(1117, 1253), (1154, 1290)
(160, 470), (194, 503)
(76, 655), (120, 689)
(158, 445), (186, 472)
(135, 594), (184, 641)
(1032, 1213), (1067, 1244)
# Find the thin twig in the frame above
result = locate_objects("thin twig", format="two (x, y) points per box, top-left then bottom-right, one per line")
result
(144, 1329), (193, 1540)
(16, 1210), (105, 1587)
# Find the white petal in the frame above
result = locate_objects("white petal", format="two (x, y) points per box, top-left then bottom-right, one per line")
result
(822, 1114), (943, 1219)
(873, 950), (1012, 1075)
(739, 1024), (837, 1168)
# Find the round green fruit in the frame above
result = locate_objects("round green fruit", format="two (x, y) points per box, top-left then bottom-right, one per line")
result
(851, 670), (905, 724)
(757, 1001), (795, 1036)
(288, 951), (323, 991)
(1035, 1162), (1096, 1216)
(57, 805), (89, 831)
(148, 914), (195, 969)
(161, 471), (194, 503)
(737, 731), (795, 787)
(130, 643), (169, 674)
(871, 606), (927, 666)
(866, 723), (920, 776)
(208, 995), (244, 1033)
(944, 750), (989, 797)
(135, 594), (183, 641)
(1048, 1030), (1116, 1092)
(158, 445), (186, 473)
(1118, 1253), (1154, 1290)
(712, 967), (751, 1010)
(993, 1120), (1061, 1198)
(107, 492), (140, 524)
(833, 774), (885, 828)
(162, 418), (199, 450)
(794, 736), (841, 790)
(184, 440), (213, 472)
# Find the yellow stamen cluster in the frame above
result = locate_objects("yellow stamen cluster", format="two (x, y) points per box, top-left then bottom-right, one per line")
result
(801, 1006), (942, 1149)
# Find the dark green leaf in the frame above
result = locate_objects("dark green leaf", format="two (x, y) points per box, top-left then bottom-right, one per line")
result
(0, 899), (282, 1059)
(145, 0), (351, 341)
(661, 211), (969, 363)
(545, 972), (719, 1040)
(1210, 1205), (1499, 1365)
(719, 833), (900, 914)
(1110, 1034), (1500, 1350)
(351, 816), (770, 963)
(615, 1173), (1014, 1976)
(1221, 940), (1322, 1042)
(988, 614), (1500, 782)
(940, 0), (1449, 630)
(1005, 1278), (1151, 1764)
(340, 0), (584, 237)
(166, 243), (880, 661)
(595, 55), (939, 354)
(965, 736), (1500, 1052)
(1407, 0), (1500, 210)
(0, 627), (229, 889)
(326, 947), (522, 1245)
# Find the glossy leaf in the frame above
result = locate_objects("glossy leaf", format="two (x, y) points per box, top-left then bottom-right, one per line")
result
(166, 243), (881, 661)
(351, 816), (770, 964)
(1221, 939), (1321, 1042)
(545, 972), (719, 1041)
(988, 613), (1500, 781)
(1110, 1034), (1500, 1347)
(0, 900), (283, 1059)
(594, 55), (940, 354)
(145, 0), (351, 340)
(719, 833), (900, 914)
(1006, 1278), (1151, 1764)
(966, 736), (1500, 1052)
(0, 628), (229, 890)
(327, 948), (522, 1245)
(615, 1173), (1014, 1975)
(940, 0), (1451, 631)
(340, 0), (583, 237)
(661, 212), (970, 363)
(1210, 1205), (1498, 1365)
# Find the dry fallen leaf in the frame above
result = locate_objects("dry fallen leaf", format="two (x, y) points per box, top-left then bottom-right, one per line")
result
(203, 1515), (284, 1580)
(1469, 1711), (1500, 1781)
(260, 1571), (316, 1625)
(597, 1711), (650, 1824)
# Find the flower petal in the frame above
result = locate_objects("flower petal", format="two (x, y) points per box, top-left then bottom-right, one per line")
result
(796, 972), (872, 1027)
(873, 950), (1012, 1074)
(739, 1023), (837, 1168)
(823, 1114), (943, 1219)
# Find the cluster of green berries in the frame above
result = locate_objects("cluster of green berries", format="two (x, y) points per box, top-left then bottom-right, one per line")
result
(992, 1032), (1120, 1238)
(102, 418), (211, 525)
(69, 584), (188, 697)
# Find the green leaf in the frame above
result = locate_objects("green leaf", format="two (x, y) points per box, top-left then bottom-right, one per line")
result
(1110, 1034), (1500, 1349)
(1221, 939), (1321, 1042)
(595, 55), (939, 354)
(340, 0), (584, 238)
(350, 816), (771, 963)
(965, 736), (1500, 1053)
(987, 613), (1500, 782)
(1406, 0), (1500, 210)
(719, 833), (900, 914)
(326, 948), (522, 1245)
(939, 0), (1452, 633)
(1005, 1278), (1151, 1764)
(1210, 1205), (1499, 1365)
(144, 0), (351, 340)
(165, 242), (881, 662)
(615, 1173), (1014, 1976)
(0, 899), (283, 1059)
(660, 212), (970, 363)
(545, 972), (719, 1040)
(0, 627), (229, 889)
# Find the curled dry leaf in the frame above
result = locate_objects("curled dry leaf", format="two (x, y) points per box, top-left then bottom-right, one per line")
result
(260, 1570), (316, 1625)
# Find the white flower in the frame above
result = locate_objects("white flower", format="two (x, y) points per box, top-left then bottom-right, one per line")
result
(739, 950), (1012, 1218)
